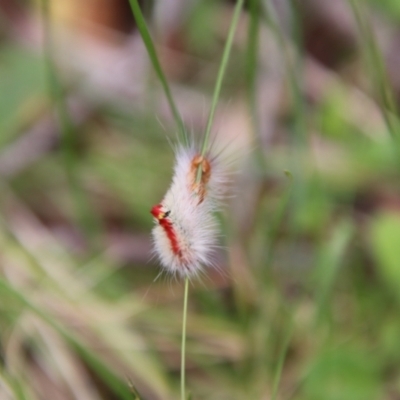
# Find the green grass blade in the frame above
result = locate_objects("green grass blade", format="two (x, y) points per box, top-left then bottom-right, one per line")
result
(0, 278), (134, 400)
(314, 219), (354, 324)
(262, 0), (307, 210)
(1, 375), (29, 400)
(128, 0), (187, 144)
(262, 173), (293, 279)
(349, 0), (398, 140)
(271, 322), (294, 400)
(200, 0), (245, 158)
(127, 377), (143, 400)
(246, 0), (267, 170)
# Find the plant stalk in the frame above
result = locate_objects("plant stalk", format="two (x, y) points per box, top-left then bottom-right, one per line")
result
(197, 0), (245, 183)
(181, 277), (189, 400)
(128, 0), (187, 144)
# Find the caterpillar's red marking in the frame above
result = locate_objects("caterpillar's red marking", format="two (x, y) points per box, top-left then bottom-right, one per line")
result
(151, 204), (182, 258)
(159, 218), (181, 257)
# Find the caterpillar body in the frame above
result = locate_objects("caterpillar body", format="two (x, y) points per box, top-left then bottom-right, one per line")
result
(151, 146), (225, 278)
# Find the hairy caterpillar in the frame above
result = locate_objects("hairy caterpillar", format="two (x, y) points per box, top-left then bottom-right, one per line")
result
(151, 145), (226, 278)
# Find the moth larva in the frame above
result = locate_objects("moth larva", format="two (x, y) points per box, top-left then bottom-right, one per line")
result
(151, 145), (225, 278)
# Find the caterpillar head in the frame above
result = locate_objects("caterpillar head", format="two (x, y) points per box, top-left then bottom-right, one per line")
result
(151, 204), (170, 221)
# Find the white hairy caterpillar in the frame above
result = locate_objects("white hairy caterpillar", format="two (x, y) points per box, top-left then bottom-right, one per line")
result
(151, 145), (226, 278)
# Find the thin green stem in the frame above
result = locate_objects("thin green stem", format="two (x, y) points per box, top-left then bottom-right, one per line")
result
(128, 0), (187, 144)
(200, 0), (245, 159)
(263, 0), (305, 132)
(181, 277), (189, 400)
(349, 0), (398, 139)
(246, 0), (268, 171)
(262, 0), (307, 211)
(262, 173), (293, 280)
(271, 321), (293, 400)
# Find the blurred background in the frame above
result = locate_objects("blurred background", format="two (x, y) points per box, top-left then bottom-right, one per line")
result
(1, 0), (400, 399)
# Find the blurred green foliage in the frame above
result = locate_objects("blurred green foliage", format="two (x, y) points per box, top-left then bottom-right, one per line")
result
(0, 47), (46, 146)
(1, 0), (400, 399)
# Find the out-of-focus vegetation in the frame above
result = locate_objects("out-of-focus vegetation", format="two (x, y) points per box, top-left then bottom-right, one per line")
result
(1, 0), (400, 399)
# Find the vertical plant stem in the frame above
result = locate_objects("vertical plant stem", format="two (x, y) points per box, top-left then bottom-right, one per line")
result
(129, 2), (244, 398)
(262, 0), (306, 136)
(181, 277), (189, 400)
(262, 0), (307, 211)
(199, 0), (245, 159)
(182, 2), (243, 395)
(349, 0), (398, 140)
(262, 173), (293, 279)
(246, 0), (268, 171)
(128, 0), (187, 144)
(271, 321), (293, 400)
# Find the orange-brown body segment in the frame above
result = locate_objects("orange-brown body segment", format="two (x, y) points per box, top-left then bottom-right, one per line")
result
(189, 155), (211, 203)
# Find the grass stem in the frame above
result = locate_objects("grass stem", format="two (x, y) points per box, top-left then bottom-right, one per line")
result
(349, 0), (398, 140)
(128, 3), (244, 398)
(128, 0), (187, 144)
(199, 0), (245, 159)
(262, 0), (307, 211)
(271, 322), (293, 400)
(181, 277), (189, 400)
